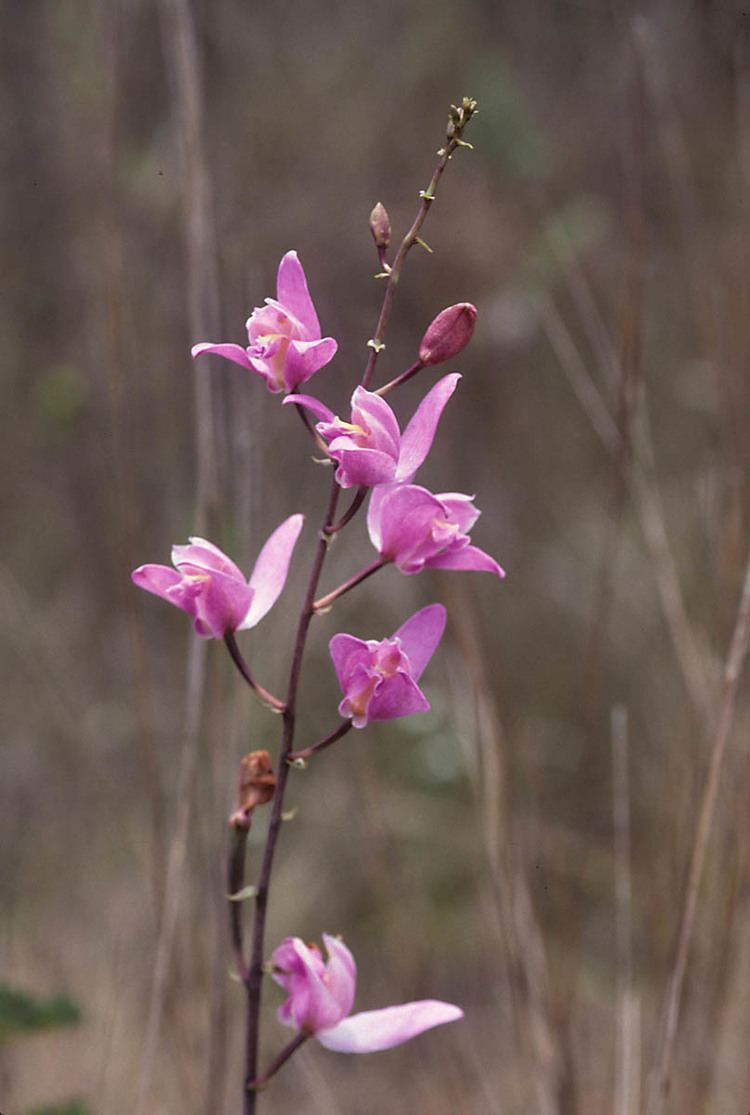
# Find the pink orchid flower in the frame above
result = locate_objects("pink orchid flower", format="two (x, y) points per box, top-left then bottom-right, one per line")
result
(329, 604), (445, 728)
(284, 373), (460, 489)
(131, 515), (304, 638)
(368, 484), (505, 577)
(271, 934), (462, 1053)
(191, 251), (337, 393)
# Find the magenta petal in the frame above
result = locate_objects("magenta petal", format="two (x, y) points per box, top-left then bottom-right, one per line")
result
(191, 565), (254, 636)
(276, 251), (321, 338)
(331, 446), (397, 489)
(191, 342), (254, 371)
(243, 514), (304, 628)
(396, 373), (461, 482)
(427, 544), (505, 577)
(283, 394), (335, 424)
(131, 564), (183, 604)
(435, 492), (480, 533)
(370, 485), (446, 561)
(366, 673), (430, 721)
(350, 388), (400, 459)
(317, 1000), (464, 1054)
(172, 537), (245, 581)
(321, 935), (357, 1020)
(393, 604), (447, 680)
(329, 633), (371, 692)
(283, 337), (338, 392)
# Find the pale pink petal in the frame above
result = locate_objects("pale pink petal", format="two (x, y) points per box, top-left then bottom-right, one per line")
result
(365, 485), (390, 551)
(283, 337), (338, 392)
(427, 544), (505, 577)
(317, 1000), (463, 1053)
(131, 564), (183, 604)
(366, 673), (430, 721)
(393, 604), (447, 680)
(330, 446), (396, 489)
(370, 485), (446, 561)
(329, 633), (371, 691)
(396, 373), (461, 482)
(350, 388), (400, 459)
(191, 342), (254, 370)
(283, 394), (335, 424)
(434, 492), (480, 533)
(242, 514), (304, 629)
(192, 566), (254, 637)
(321, 934), (357, 1019)
(276, 251), (321, 338)
(172, 537), (245, 581)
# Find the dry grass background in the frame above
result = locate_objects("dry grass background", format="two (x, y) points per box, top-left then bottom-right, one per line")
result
(2, 1), (750, 1112)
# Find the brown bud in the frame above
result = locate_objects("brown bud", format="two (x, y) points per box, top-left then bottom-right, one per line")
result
(229, 750), (276, 831)
(418, 303), (477, 366)
(369, 202), (391, 250)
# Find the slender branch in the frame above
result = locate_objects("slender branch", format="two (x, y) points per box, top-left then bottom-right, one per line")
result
(224, 633), (285, 712)
(374, 359), (425, 397)
(645, 549), (750, 1115)
(249, 1033), (309, 1092)
(288, 720), (353, 762)
(228, 828), (249, 983)
(327, 487), (367, 533)
(313, 558), (388, 612)
(361, 100), (477, 390)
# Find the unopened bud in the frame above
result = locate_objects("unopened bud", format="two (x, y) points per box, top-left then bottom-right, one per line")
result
(418, 303), (477, 366)
(369, 202), (391, 250)
(229, 750), (276, 831)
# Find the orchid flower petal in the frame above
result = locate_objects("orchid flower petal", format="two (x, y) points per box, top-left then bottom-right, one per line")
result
(283, 394), (336, 424)
(283, 338), (338, 392)
(276, 250), (321, 337)
(350, 387), (400, 459)
(329, 446), (396, 489)
(131, 564), (183, 603)
(243, 514), (304, 629)
(321, 934), (357, 1019)
(365, 672), (430, 721)
(172, 537), (245, 580)
(329, 634), (371, 691)
(396, 373), (461, 482)
(191, 342), (254, 370)
(393, 604), (447, 680)
(367, 483), (445, 561)
(427, 543), (505, 577)
(317, 1001), (464, 1054)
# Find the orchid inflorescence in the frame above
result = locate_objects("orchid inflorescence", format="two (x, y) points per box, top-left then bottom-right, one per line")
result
(133, 99), (499, 1108)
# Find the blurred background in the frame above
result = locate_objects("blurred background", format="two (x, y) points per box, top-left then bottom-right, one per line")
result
(2, 0), (750, 1112)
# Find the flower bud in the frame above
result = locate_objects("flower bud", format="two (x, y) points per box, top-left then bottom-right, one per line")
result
(369, 202), (391, 250)
(229, 750), (276, 831)
(418, 303), (477, 366)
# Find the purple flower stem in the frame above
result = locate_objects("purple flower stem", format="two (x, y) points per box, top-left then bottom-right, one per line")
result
(313, 558), (388, 613)
(228, 828), (250, 984)
(249, 1033), (309, 1093)
(288, 720), (353, 762)
(224, 633), (286, 713)
(241, 109), (476, 1112)
(243, 474), (341, 1114)
(326, 486), (368, 534)
(361, 129), (473, 391)
(374, 359), (425, 397)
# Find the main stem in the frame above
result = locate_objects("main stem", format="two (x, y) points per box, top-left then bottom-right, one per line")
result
(240, 110), (474, 1111)
(243, 476), (340, 1114)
